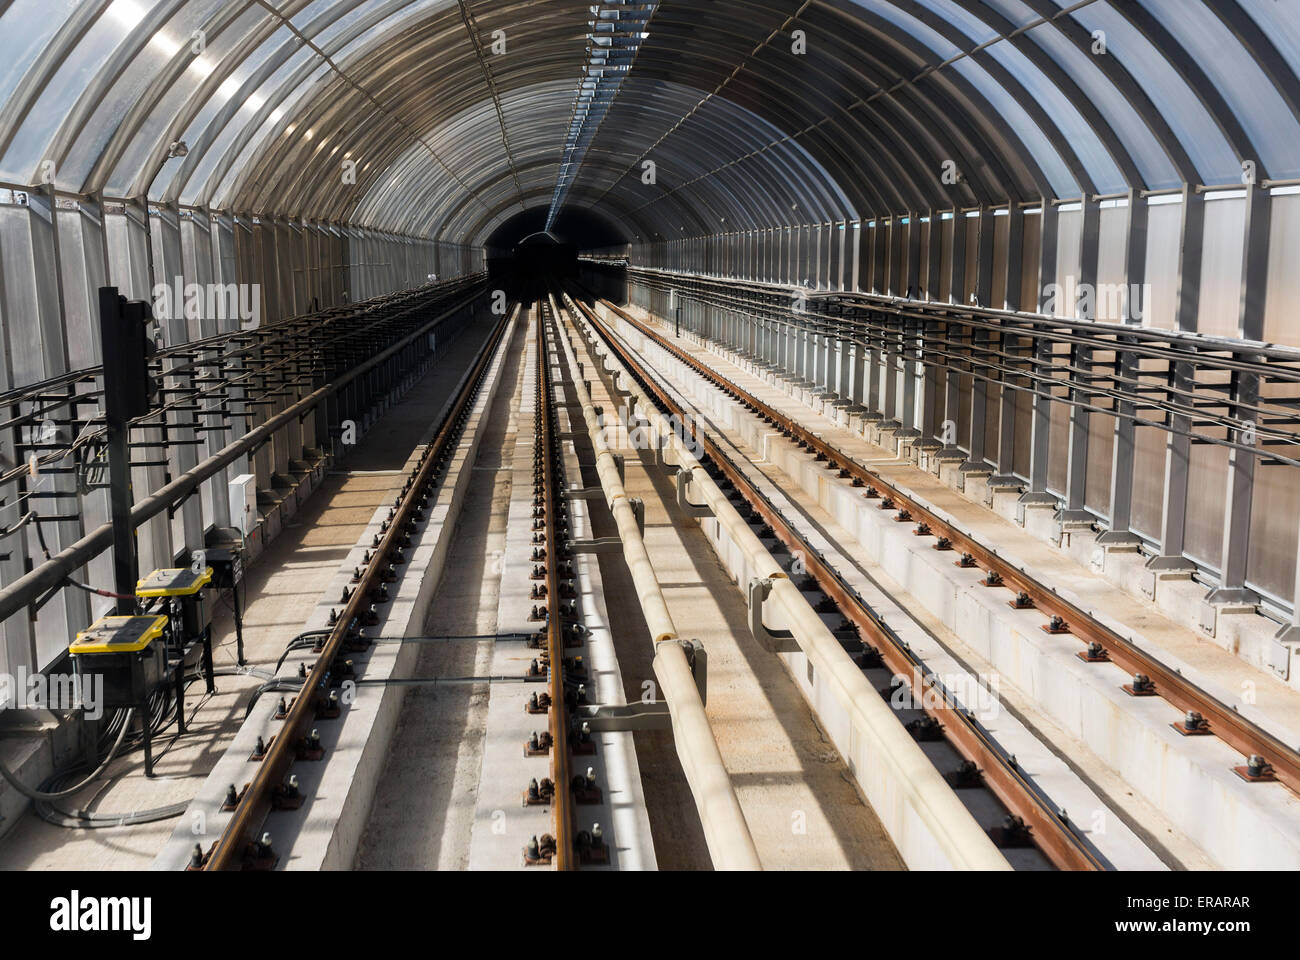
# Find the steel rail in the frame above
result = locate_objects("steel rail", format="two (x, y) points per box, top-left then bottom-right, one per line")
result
(200, 307), (510, 870)
(570, 292), (1112, 870)
(549, 290), (762, 870)
(536, 302), (576, 870)
(588, 292), (1300, 800)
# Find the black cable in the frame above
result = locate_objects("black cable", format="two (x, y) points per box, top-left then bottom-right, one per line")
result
(244, 677), (305, 719)
(0, 708), (134, 801)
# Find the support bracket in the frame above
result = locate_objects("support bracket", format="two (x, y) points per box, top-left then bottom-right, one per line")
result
(676, 469), (712, 518)
(577, 701), (670, 732)
(581, 638), (707, 730)
(748, 578), (798, 653)
(1270, 624), (1298, 681)
(567, 537), (622, 555)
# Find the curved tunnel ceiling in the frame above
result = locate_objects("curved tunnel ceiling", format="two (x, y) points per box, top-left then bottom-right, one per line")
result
(484, 204), (629, 253)
(2, 0), (1297, 250)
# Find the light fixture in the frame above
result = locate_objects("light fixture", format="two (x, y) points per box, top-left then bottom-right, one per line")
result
(546, 2), (658, 230)
(168, 139), (189, 159)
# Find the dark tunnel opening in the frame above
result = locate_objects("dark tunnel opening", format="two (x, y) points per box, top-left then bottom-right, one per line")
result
(486, 206), (628, 305)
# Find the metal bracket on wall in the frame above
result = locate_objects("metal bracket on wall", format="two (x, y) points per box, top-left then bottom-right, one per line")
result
(676, 469), (712, 518)
(1270, 624), (1297, 681)
(748, 577), (799, 653)
(580, 638), (707, 730)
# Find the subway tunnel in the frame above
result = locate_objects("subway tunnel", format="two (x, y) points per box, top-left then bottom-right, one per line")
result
(0, 0), (1298, 921)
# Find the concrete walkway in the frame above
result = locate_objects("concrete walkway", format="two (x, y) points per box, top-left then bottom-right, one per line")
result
(0, 323), (497, 870)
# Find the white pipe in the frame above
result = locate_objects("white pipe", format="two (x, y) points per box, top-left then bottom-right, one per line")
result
(549, 294), (762, 871)
(570, 294), (1012, 871)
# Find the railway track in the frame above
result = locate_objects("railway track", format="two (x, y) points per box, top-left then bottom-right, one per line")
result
(562, 290), (1106, 870)
(576, 292), (1300, 803)
(181, 283), (1276, 872)
(526, 299), (578, 868)
(190, 310), (510, 871)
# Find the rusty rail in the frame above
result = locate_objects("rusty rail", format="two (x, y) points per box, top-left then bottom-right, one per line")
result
(197, 309), (510, 871)
(568, 293), (1105, 870)
(536, 302), (576, 870)
(584, 292), (1300, 801)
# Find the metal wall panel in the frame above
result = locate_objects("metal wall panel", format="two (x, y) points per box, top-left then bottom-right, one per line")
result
(1197, 195), (1247, 339)
(1143, 201), (1182, 330)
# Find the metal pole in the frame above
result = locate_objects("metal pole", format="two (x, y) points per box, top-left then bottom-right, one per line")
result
(98, 288), (143, 612)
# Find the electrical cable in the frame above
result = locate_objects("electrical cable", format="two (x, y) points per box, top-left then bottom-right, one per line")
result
(17, 510), (135, 600)
(244, 677), (305, 719)
(0, 708), (134, 801)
